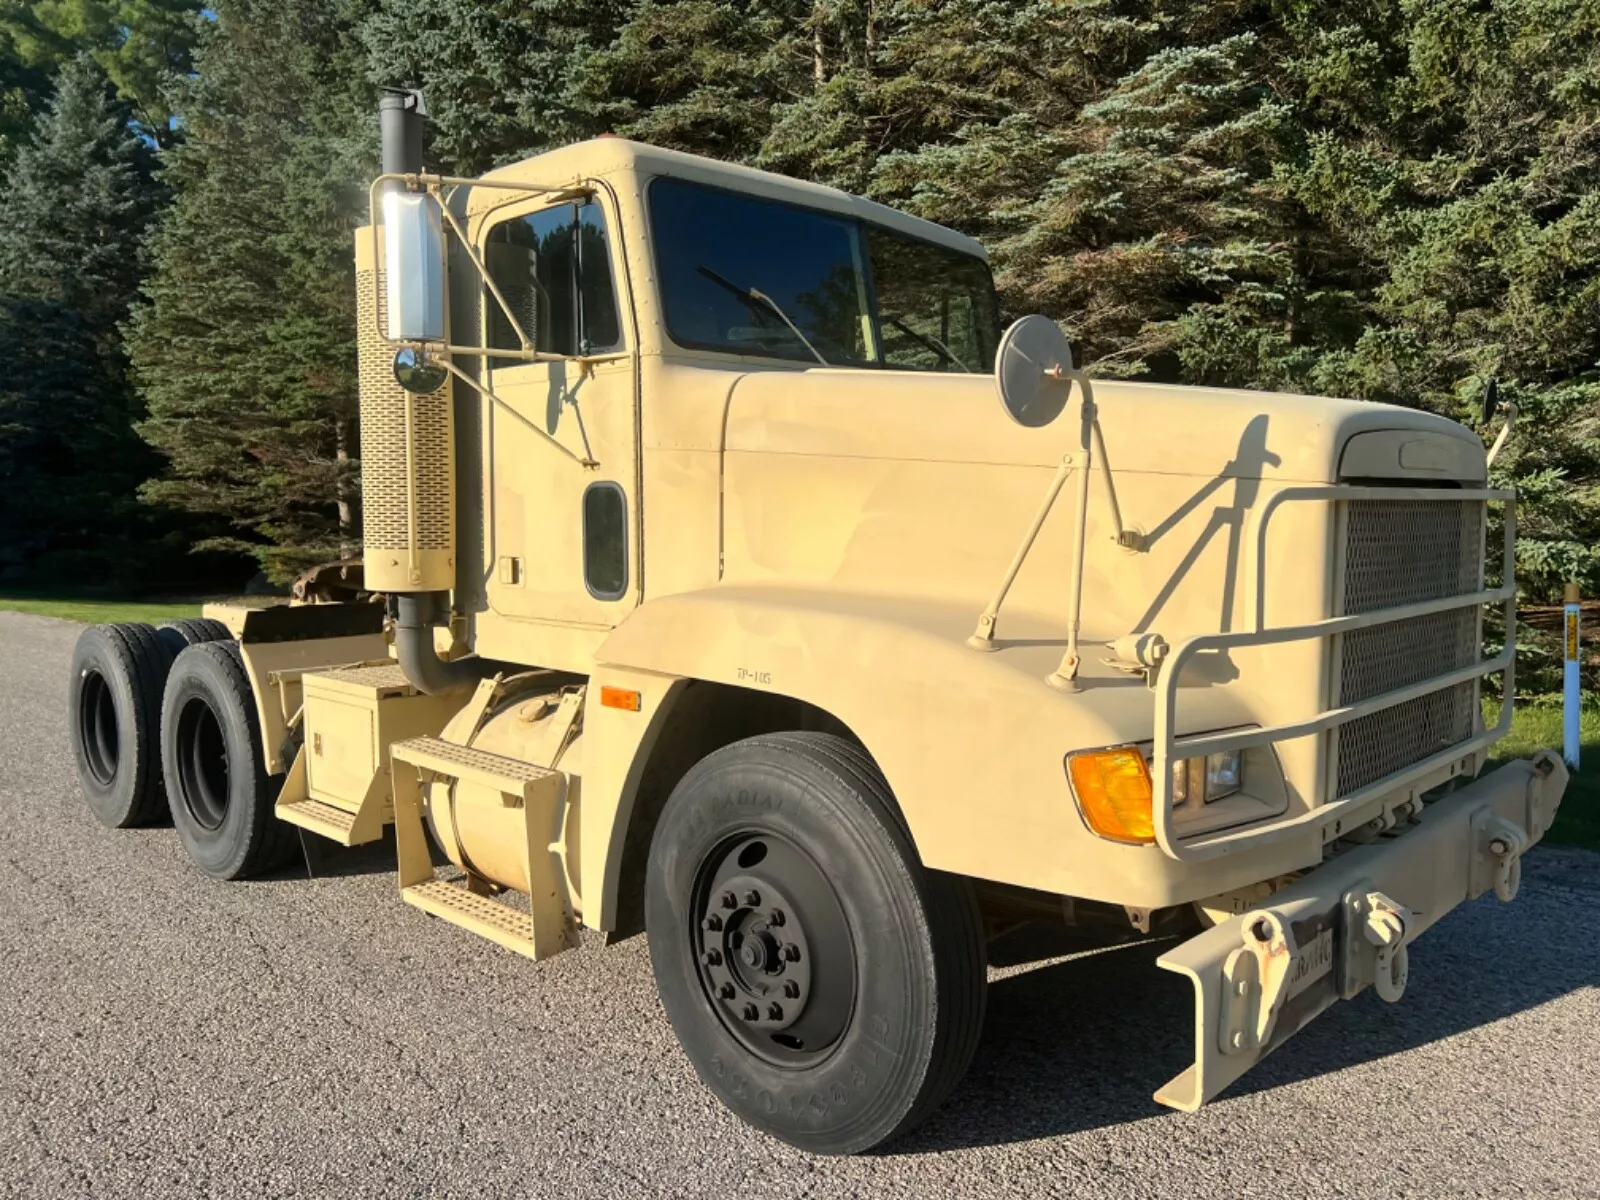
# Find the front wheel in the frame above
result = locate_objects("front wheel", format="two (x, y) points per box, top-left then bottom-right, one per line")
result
(645, 732), (985, 1155)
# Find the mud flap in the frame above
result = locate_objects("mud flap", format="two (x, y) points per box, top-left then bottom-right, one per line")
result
(1155, 752), (1567, 1111)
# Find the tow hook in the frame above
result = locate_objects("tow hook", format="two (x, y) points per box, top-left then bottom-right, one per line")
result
(1488, 817), (1527, 902)
(1342, 889), (1413, 1004)
(1470, 810), (1529, 903)
(1218, 911), (1298, 1056)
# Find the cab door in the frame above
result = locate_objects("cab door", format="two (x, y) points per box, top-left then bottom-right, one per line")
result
(478, 193), (638, 628)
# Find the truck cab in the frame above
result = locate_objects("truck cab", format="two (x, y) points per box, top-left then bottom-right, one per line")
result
(68, 112), (1569, 1156)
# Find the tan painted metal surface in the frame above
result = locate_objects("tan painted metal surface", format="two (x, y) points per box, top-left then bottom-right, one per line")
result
(1156, 751), (1567, 1110)
(274, 664), (460, 845)
(332, 137), (1569, 1109)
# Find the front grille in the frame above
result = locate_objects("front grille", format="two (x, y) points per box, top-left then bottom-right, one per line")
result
(1334, 498), (1485, 797)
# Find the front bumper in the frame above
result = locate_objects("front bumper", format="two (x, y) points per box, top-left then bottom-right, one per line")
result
(1155, 751), (1569, 1111)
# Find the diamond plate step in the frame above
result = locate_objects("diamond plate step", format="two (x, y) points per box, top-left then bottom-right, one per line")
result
(402, 879), (537, 959)
(391, 735), (558, 795)
(276, 797), (377, 846)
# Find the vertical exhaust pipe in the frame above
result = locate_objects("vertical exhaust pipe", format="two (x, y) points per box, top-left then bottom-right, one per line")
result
(379, 88), (425, 184)
(369, 88), (502, 694)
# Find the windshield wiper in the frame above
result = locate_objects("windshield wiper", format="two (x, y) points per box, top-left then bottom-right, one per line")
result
(696, 265), (830, 366)
(884, 316), (971, 372)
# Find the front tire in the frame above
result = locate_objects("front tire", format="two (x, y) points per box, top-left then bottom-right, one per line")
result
(645, 732), (985, 1155)
(161, 641), (295, 880)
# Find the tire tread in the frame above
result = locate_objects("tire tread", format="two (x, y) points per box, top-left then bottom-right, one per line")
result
(163, 641), (296, 878)
(649, 730), (985, 1154)
(737, 732), (986, 1144)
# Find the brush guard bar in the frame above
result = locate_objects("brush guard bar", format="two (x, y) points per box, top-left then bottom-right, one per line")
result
(1151, 485), (1517, 863)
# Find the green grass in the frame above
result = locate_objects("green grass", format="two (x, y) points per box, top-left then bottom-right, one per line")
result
(0, 594), (203, 625)
(1490, 696), (1600, 852)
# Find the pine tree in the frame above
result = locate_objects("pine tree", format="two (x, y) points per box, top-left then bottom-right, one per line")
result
(130, 0), (376, 580)
(0, 0), (205, 145)
(0, 55), (166, 584)
(363, 0), (628, 172)
(0, 53), (159, 344)
(0, 25), (51, 167)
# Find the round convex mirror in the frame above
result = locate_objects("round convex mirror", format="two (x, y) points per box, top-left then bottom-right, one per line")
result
(994, 315), (1075, 428)
(393, 346), (448, 395)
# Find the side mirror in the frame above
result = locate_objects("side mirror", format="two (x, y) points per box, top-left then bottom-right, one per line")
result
(995, 315), (1075, 428)
(393, 346), (448, 394)
(1481, 377), (1499, 426)
(383, 189), (445, 343)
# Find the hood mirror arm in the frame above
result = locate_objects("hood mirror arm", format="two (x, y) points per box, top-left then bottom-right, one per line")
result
(1482, 379), (1518, 469)
(967, 370), (1140, 688)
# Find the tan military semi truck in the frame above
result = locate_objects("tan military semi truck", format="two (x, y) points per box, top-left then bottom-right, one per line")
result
(67, 91), (1568, 1154)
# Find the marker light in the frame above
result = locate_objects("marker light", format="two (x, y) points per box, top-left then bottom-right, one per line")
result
(600, 686), (642, 712)
(1067, 747), (1155, 844)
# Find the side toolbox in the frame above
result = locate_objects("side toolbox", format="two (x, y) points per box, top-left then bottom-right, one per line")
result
(276, 663), (462, 845)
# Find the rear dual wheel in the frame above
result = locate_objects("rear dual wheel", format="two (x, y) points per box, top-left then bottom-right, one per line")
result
(67, 621), (292, 879)
(68, 623), (179, 827)
(161, 642), (295, 880)
(646, 732), (986, 1155)
(68, 619), (235, 828)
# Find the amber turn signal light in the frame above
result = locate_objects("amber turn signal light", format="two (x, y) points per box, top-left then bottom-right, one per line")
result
(1067, 747), (1156, 844)
(600, 686), (642, 712)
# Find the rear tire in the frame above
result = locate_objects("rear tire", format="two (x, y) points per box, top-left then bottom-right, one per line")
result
(67, 623), (179, 827)
(156, 617), (232, 653)
(161, 641), (295, 879)
(645, 732), (986, 1155)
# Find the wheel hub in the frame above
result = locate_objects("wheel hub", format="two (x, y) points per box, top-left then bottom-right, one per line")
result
(698, 872), (812, 1033)
(690, 833), (853, 1066)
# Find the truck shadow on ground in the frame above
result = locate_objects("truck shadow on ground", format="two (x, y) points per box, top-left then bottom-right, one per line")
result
(894, 851), (1599, 1153)
(268, 826), (426, 881)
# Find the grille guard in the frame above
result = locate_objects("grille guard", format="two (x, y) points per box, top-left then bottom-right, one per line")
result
(1151, 485), (1516, 862)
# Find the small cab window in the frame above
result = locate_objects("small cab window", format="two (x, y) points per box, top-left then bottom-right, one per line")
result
(484, 198), (621, 358)
(582, 482), (628, 600)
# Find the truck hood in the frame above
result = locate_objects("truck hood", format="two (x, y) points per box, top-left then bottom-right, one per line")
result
(716, 366), (1488, 656)
(723, 369), (1486, 484)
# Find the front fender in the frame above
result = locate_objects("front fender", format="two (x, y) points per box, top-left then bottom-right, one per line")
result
(595, 586), (1258, 902)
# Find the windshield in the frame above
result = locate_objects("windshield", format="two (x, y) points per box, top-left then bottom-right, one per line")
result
(649, 177), (1000, 372)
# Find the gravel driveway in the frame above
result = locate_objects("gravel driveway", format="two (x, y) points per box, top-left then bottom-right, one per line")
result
(2, 610), (1597, 1198)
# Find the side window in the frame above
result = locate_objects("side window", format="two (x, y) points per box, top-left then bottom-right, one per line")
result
(866, 226), (999, 373)
(582, 482), (628, 601)
(576, 202), (621, 354)
(486, 204), (574, 356)
(484, 199), (621, 359)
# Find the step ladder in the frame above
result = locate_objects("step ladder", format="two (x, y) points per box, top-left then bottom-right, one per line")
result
(276, 797), (362, 843)
(275, 748), (388, 846)
(389, 735), (579, 961)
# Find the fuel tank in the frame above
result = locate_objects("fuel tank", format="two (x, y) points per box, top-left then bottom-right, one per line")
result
(424, 685), (585, 905)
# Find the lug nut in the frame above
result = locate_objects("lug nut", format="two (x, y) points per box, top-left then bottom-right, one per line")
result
(783, 980), (800, 998)
(742, 1003), (759, 1021)
(768, 909), (785, 927)
(768, 1003), (783, 1020)
(783, 943), (801, 962)
(719, 983), (735, 999)
(743, 889), (761, 906)
(701, 949), (722, 966)
(702, 914), (722, 932)
(720, 891), (737, 910)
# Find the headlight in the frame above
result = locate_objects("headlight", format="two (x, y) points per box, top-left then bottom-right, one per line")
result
(1170, 750), (1243, 806)
(1066, 744), (1251, 847)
